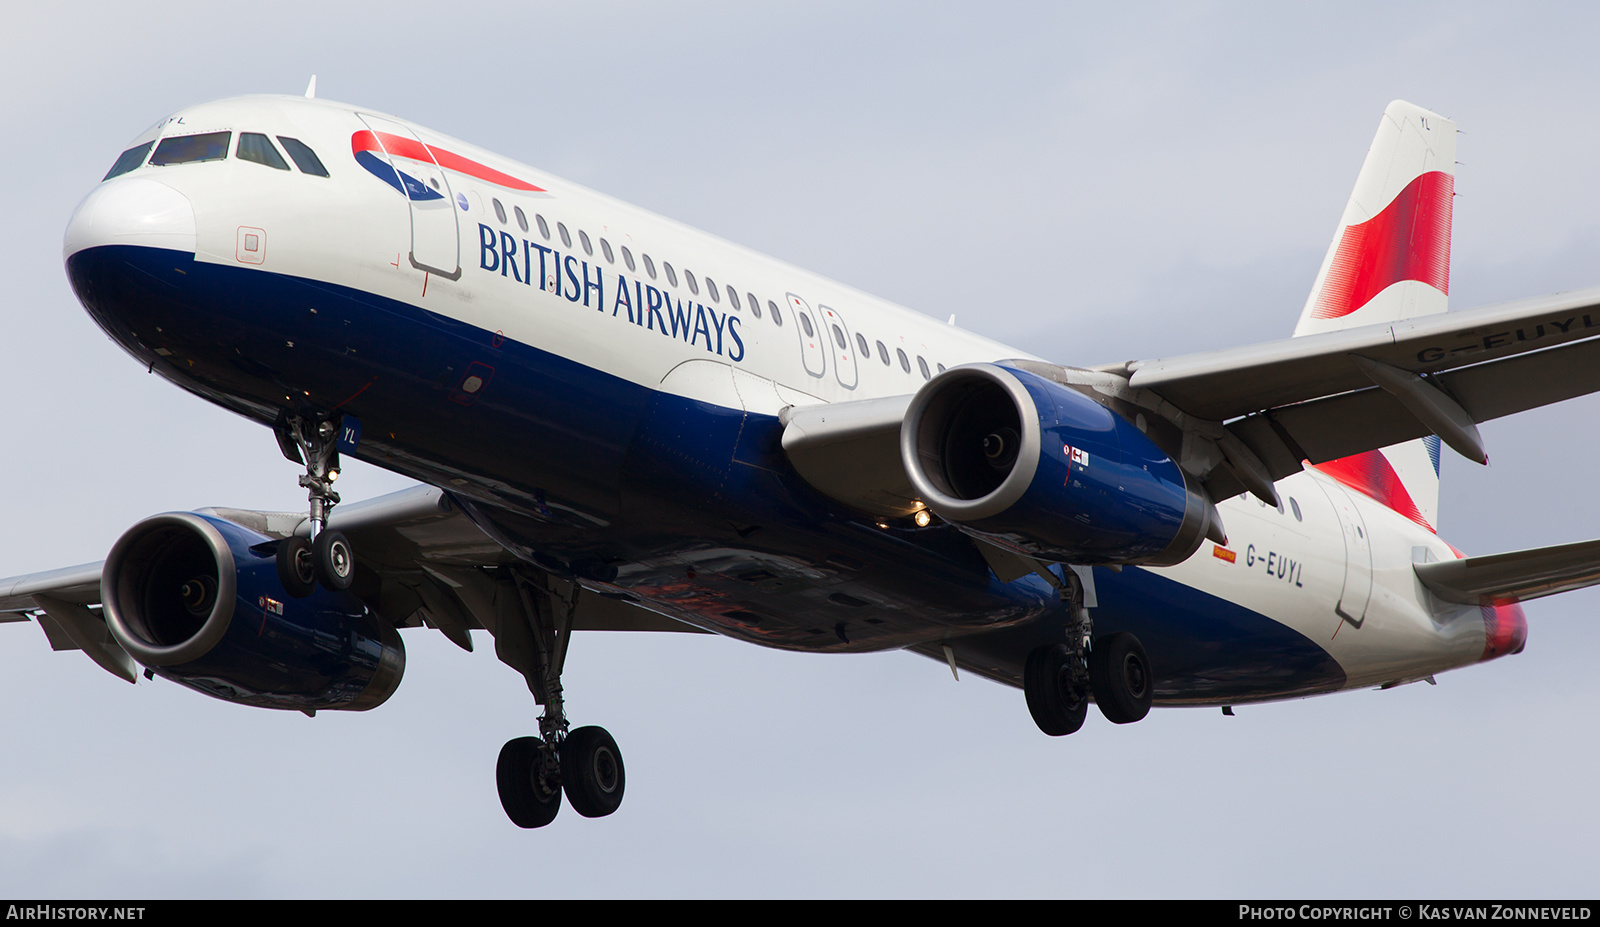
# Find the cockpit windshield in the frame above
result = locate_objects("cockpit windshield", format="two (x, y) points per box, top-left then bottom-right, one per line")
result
(277, 137), (328, 177)
(237, 133), (289, 170)
(102, 128), (329, 182)
(102, 142), (153, 181)
(150, 131), (231, 166)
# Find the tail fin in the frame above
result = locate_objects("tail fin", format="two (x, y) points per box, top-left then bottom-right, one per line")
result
(1301, 101), (1456, 532)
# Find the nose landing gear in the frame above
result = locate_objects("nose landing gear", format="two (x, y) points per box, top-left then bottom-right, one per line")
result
(273, 413), (356, 597)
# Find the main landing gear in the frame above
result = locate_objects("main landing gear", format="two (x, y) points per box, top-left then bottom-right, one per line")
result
(273, 414), (356, 598)
(1023, 569), (1153, 734)
(494, 569), (625, 827)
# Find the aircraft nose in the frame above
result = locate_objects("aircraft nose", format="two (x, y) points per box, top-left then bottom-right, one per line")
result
(63, 177), (195, 261)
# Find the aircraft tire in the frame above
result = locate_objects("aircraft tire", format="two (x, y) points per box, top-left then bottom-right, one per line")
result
(313, 529), (355, 591)
(1023, 643), (1088, 736)
(497, 736), (562, 828)
(276, 536), (316, 598)
(561, 726), (626, 818)
(1089, 632), (1154, 724)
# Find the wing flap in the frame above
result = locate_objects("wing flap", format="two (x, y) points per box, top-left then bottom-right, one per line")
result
(1415, 538), (1600, 605)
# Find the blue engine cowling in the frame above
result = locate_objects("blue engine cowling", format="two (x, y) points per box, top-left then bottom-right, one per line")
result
(900, 363), (1215, 566)
(101, 512), (404, 711)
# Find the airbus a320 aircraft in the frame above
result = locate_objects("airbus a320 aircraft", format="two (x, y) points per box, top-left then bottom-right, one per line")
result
(10, 90), (1599, 828)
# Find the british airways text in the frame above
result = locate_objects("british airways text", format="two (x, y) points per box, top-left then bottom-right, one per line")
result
(478, 224), (746, 362)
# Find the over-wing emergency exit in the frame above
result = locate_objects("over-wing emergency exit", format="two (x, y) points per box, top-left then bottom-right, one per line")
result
(6, 94), (1598, 827)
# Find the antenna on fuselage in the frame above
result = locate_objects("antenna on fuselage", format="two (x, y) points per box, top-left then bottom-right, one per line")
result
(304, 75), (317, 99)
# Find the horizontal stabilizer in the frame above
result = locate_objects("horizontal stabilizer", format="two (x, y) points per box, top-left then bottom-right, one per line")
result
(1414, 538), (1600, 605)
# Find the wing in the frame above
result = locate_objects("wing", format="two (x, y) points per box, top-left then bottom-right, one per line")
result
(1115, 285), (1600, 488)
(0, 484), (706, 683)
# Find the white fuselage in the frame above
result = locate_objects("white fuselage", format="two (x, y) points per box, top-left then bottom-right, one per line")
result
(64, 94), (1514, 702)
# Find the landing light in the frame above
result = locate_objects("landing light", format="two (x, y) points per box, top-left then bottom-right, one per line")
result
(328, 470), (339, 482)
(914, 510), (932, 528)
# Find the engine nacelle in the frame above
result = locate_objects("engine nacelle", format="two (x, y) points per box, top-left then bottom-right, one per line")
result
(101, 512), (404, 711)
(901, 363), (1215, 566)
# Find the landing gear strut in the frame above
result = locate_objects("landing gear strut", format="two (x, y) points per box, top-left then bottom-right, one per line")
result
(1024, 569), (1093, 735)
(273, 414), (355, 596)
(494, 568), (625, 828)
(1023, 568), (1154, 733)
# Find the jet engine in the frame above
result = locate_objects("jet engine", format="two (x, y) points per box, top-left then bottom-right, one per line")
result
(901, 363), (1216, 566)
(101, 512), (404, 711)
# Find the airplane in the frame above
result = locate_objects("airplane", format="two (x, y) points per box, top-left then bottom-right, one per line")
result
(10, 88), (1600, 829)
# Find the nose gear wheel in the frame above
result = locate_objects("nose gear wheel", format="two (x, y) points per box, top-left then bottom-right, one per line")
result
(274, 413), (358, 594)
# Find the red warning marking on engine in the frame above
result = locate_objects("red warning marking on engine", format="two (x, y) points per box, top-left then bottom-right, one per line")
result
(1213, 545), (1237, 563)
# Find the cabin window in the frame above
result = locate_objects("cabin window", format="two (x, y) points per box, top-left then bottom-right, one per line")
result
(151, 131), (231, 166)
(1290, 498), (1303, 521)
(514, 206), (529, 233)
(768, 300), (783, 326)
(917, 356), (931, 380)
(727, 288), (741, 311)
(492, 199), (507, 224)
(237, 133), (289, 170)
(937, 363), (947, 374)
(643, 254), (657, 279)
(897, 348), (910, 373)
(706, 278), (720, 303)
(748, 293), (762, 318)
(557, 222), (572, 248)
(103, 142), (153, 181)
(579, 229), (593, 256)
(276, 137), (328, 176)
(600, 238), (614, 264)
(856, 333), (870, 357)
(831, 325), (848, 350)
(663, 262), (678, 286)
(876, 341), (889, 365)
(799, 313), (815, 338)
(536, 214), (550, 240)
(685, 270), (699, 295)
(622, 246), (636, 272)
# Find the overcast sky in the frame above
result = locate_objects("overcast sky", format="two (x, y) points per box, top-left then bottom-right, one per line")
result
(3, 1), (1599, 898)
